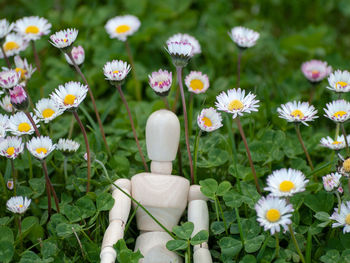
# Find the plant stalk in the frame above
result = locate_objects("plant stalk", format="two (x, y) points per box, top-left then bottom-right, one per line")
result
(295, 124), (314, 171)
(31, 41), (41, 72)
(193, 130), (202, 184)
(288, 225), (306, 263)
(341, 123), (349, 156)
(1, 45), (11, 68)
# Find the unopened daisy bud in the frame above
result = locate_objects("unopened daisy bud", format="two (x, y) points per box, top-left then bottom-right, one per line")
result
(323, 173), (341, 192)
(0, 69), (21, 89)
(50, 81), (88, 110)
(327, 70), (350, 93)
(0, 95), (14, 113)
(26, 136), (56, 160)
(105, 15), (141, 41)
(197, 108), (223, 132)
(301, 60), (332, 83)
(49, 28), (78, 51)
(330, 201), (350, 233)
(6, 179), (13, 190)
(57, 138), (80, 154)
(9, 85), (28, 111)
(0, 19), (14, 39)
(1, 33), (28, 58)
(167, 33), (201, 55)
(34, 98), (63, 123)
(277, 101), (318, 126)
(103, 60), (131, 86)
(148, 69), (172, 96)
(7, 196), (31, 214)
(0, 136), (24, 159)
(166, 41), (193, 68)
(338, 186), (344, 194)
(84, 151), (95, 162)
(64, 45), (85, 66)
(324, 100), (350, 123)
(185, 71), (209, 94)
(14, 16), (51, 41)
(228, 26), (260, 49)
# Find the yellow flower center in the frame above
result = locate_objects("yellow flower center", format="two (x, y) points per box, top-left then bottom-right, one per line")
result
(16, 204), (23, 208)
(279, 180), (295, 192)
(332, 141), (342, 145)
(6, 147), (15, 156)
(343, 158), (350, 172)
(290, 109), (304, 119)
(311, 70), (319, 74)
(64, 94), (76, 105)
(15, 67), (27, 80)
(228, 100), (244, 111)
(336, 81), (348, 88)
(42, 108), (55, 118)
(3, 41), (19, 52)
(25, 25), (40, 34)
(333, 111), (347, 118)
(64, 39), (68, 42)
(266, 208), (281, 222)
(202, 117), (212, 127)
(190, 79), (204, 91)
(35, 147), (47, 154)
(115, 25), (131, 34)
(18, 122), (31, 132)
(113, 70), (119, 74)
(346, 214), (350, 225)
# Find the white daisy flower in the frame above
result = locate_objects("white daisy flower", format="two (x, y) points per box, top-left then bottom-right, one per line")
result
(320, 135), (350, 151)
(255, 196), (294, 235)
(6, 179), (13, 190)
(264, 168), (309, 197)
(64, 45), (85, 66)
(197, 107), (223, 132)
(323, 173), (342, 192)
(301, 60), (332, 83)
(327, 70), (350, 93)
(105, 15), (141, 41)
(324, 100), (350, 123)
(185, 71), (209, 94)
(166, 33), (201, 55)
(6, 55), (36, 81)
(26, 136), (56, 160)
(228, 26), (260, 48)
(148, 69), (172, 96)
(34, 98), (64, 123)
(166, 41), (194, 67)
(6, 196), (31, 214)
(49, 28), (78, 49)
(57, 138), (80, 153)
(8, 111), (40, 136)
(0, 19), (14, 39)
(50, 81), (88, 110)
(0, 113), (9, 137)
(277, 101), (318, 126)
(0, 95), (14, 113)
(215, 88), (259, 118)
(14, 16), (51, 41)
(103, 60), (131, 84)
(330, 201), (350, 233)
(0, 33), (28, 58)
(0, 69), (21, 89)
(0, 136), (24, 159)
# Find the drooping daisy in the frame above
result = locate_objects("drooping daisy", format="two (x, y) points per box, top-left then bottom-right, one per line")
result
(0, 69), (21, 89)
(166, 41), (194, 67)
(228, 26), (260, 48)
(8, 111), (40, 136)
(14, 16), (51, 41)
(215, 88), (259, 119)
(255, 196), (294, 234)
(50, 81), (88, 110)
(7, 179), (13, 190)
(185, 71), (209, 94)
(301, 60), (332, 83)
(323, 173), (342, 192)
(324, 100), (350, 123)
(49, 28), (78, 50)
(6, 196), (31, 214)
(148, 69), (172, 96)
(327, 70), (350, 93)
(330, 201), (350, 233)
(166, 33), (201, 55)
(34, 98), (64, 123)
(26, 136), (56, 160)
(9, 85), (28, 110)
(0, 19), (14, 39)
(105, 15), (141, 41)
(103, 60), (131, 84)
(0, 95), (14, 113)
(264, 168), (309, 197)
(320, 135), (350, 151)
(277, 101), (318, 126)
(0, 33), (28, 58)
(57, 138), (80, 153)
(197, 108), (223, 132)
(64, 45), (85, 66)
(0, 136), (24, 159)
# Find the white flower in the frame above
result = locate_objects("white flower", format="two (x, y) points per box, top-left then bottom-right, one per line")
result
(148, 69), (172, 95)
(185, 71), (209, 94)
(103, 60), (131, 83)
(277, 101), (318, 126)
(7, 179), (13, 190)
(0, 136), (24, 159)
(166, 41), (193, 58)
(320, 135), (350, 151)
(64, 45), (85, 66)
(301, 60), (332, 83)
(8, 111), (40, 136)
(0, 33), (28, 58)
(26, 136), (56, 160)
(323, 173), (342, 192)
(57, 138), (80, 153)
(50, 81), (88, 110)
(330, 201), (350, 233)
(255, 196), (294, 235)
(197, 107), (223, 132)
(215, 88), (259, 118)
(14, 16), (51, 41)
(324, 100), (350, 123)
(0, 95), (14, 113)
(0, 69), (21, 89)
(105, 15), (141, 41)
(228, 26), (260, 48)
(34, 98), (64, 123)
(166, 33), (201, 55)
(327, 70), (350, 93)
(6, 196), (31, 214)
(49, 28), (78, 49)
(0, 113), (9, 137)
(9, 55), (36, 81)
(264, 168), (309, 197)
(0, 19), (14, 39)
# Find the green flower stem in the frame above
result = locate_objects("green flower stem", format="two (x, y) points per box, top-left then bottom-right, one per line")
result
(341, 123), (349, 156)
(1, 44), (11, 68)
(188, 93), (194, 137)
(193, 129), (202, 184)
(216, 196), (228, 235)
(42, 160), (60, 213)
(10, 159), (16, 196)
(235, 207), (245, 246)
(275, 232), (279, 259)
(185, 241), (191, 263)
(95, 159), (109, 178)
(295, 124), (314, 171)
(335, 191), (342, 213)
(214, 197), (220, 222)
(27, 150), (33, 180)
(31, 40), (41, 72)
(256, 235), (270, 261)
(335, 123), (340, 139)
(68, 115), (75, 139)
(125, 40), (142, 101)
(288, 225), (306, 263)
(63, 157), (68, 185)
(162, 96), (170, 110)
(305, 230), (312, 263)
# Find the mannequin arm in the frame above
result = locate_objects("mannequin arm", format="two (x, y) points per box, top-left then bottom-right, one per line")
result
(188, 185), (213, 263)
(100, 179), (132, 263)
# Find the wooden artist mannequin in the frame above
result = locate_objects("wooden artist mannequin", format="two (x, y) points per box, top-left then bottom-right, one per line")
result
(100, 109), (212, 263)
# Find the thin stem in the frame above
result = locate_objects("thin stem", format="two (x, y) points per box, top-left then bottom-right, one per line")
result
(275, 232), (279, 259)
(18, 215), (22, 249)
(27, 150), (33, 180)
(216, 196), (228, 235)
(116, 85), (148, 172)
(31, 41), (41, 72)
(335, 123), (340, 139)
(66, 51), (111, 156)
(188, 93), (194, 137)
(214, 197), (220, 221)
(95, 159), (109, 178)
(236, 49), (242, 88)
(72, 226), (86, 259)
(162, 96), (170, 110)
(0, 171), (7, 200)
(256, 235), (270, 261)
(42, 160), (60, 213)
(306, 230), (312, 263)
(1, 45), (11, 68)
(25, 111), (40, 136)
(295, 124), (314, 171)
(288, 225), (306, 263)
(73, 110), (91, 192)
(176, 67), (194, 184)
(10, 159), (16, 196)
(186, 242), (191, 263)
(68, 115), (75, 139)
(236, 117), (261, 194)
(125, 40), (141, 101)
(193, 130), (202, 184)
(45, 175), (52, 217)
(341, 123), (349, 156)
(335, 191), (342, 213)
(235, 207), (245, 245)
(172, 84), (180, 112)
(63, 157), (68, 185)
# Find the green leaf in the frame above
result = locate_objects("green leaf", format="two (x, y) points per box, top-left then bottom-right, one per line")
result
(190, 230), (209, 246)
(61, 204), (82, 223)
(239, 254), (257, 263)
(29, 177), (45, 198)
(41, 241), (58, 259)
(115, 239), (143, 263)
(172, 222), (194, 240)
(0, 241), (14, 263)
(305, 192), (334, 213)
(219, 237), (242, 260)
(0, 226), (14, 244)
(199, 178), (218, 199)
(166, 240), (188, 251)
(244, 235), (265, 253)
(217, 181), (232, 196)
(315, 212), (331, 221)
(320, 249), (340, 263)
(211, 221), (226, 235)
(76, 196), (96, 219)
(21, 216), (39, 237)
(223, 190), (243, 208)
(56, 223), (82, 238)
(96, 192), (115, 211)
